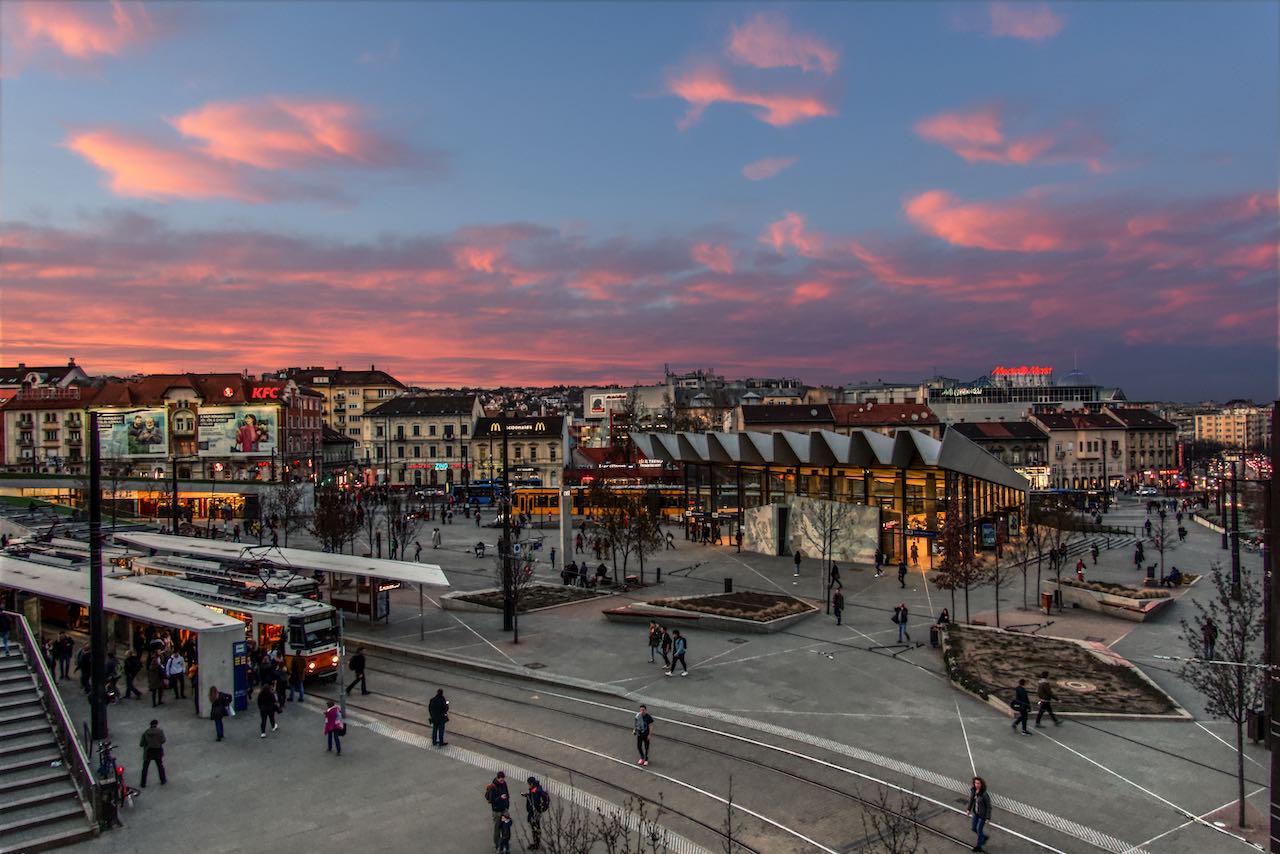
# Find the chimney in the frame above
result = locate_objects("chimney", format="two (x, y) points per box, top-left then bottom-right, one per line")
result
(68, 358), (76, 367)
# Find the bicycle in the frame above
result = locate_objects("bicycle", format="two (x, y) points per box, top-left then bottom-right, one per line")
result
(95, 741), (139, 829)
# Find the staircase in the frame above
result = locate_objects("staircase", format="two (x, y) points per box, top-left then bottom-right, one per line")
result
(0, 626), (97, 853)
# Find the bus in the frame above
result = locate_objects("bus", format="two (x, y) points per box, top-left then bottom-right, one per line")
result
(133, 575), (341, 679)
(451, 477), (542, 507)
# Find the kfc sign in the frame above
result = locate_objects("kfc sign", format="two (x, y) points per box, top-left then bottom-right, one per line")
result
(250, 386), (281, 400)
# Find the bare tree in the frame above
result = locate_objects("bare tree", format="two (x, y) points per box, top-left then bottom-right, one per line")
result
(1149, 506), (1177, 582)
(384, 493), (424, 561)
(308, 487), (361, 554)
(498, 547), (541, 644)
(595, 795), (670, 854)
(1008, 523), (1041, 611)
(932, 495), (985, 621)
(360, 498), (383, 558)
(1179, 562), (1266, 830)
(859, 782), (927, 854)
(517, 778), (600, 854)
(263, 480), (308, 547)
(1030, 494), (1083, 614)
(720, 776), (747, 854)
(628, 491), (666, 585)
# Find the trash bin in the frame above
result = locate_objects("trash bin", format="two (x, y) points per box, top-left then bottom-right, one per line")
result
(1248, 708), (1265, 743)
(724, 577), (733, 594)
(1040, 592), (1053, 613)
(929, 624), (940, 648)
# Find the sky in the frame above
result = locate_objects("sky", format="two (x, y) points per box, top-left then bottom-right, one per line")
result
(1, 1), (1276, 401)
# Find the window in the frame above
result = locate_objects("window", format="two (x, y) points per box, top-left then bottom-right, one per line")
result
(429, 425), (437, 436)
(549, 445), (556, 462)
(513, 445), (522, 461)
(429, 445), (437, 458)
(445, 445), (453, 458)
(412, 425), (420, 437)
(413, 446), (421, 458)
(375, 426), (384, 438)
(348, 428), (361, 437)
(529, 446), (537, 462)
(376, 447), (384, 460)
(397, 446), (405, 459)
(461, 424), (469, 436)
(444, 425), (454, 438)
(43, 430), (58, 441)
(460, 447), (467, 460)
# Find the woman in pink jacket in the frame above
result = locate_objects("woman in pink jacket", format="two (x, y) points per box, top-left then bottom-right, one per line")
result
(324, 700), (343, 755)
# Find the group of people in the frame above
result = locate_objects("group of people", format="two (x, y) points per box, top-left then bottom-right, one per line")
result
(645, 621), (689, 676)
(1008, 671), (1064, 735)
(484, 771), (550, 852)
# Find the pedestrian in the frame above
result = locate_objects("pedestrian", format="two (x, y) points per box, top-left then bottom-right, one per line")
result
(432, 527), (442, 549)
(139, 719), (167, 787)
(1203, 617), (1219, 660)
(233, 524), (241, 543)
(634, 703), (654, 765)
(147, 655), (165, 707)
(166, 650), (187, 699)
(414, 541), (422, 562)
(123, 650), (142, 699)
(874, 548), (884, 577)
(647, 621), (662, 663)
(575, 532), (584, 553)
(288, 655), (305, 703)
(0, 611), (10, 656)
(659, 626), (672, 669)
(735, 528), (743, 552)
(324, 699), (343, 755)
(77, 645), (91, 693)
(666, 532), (675, 550)
(257, 679), (279, 737)
(549, 547), (556, 571)
(57, 633), (74, 679)
(666, 630), (688, 676)
(1090, 543), (1099, 565)
(1076, 562), (1085, 583)
(485, 771), (511, 850)
(893, 603), (910, 644)
(910, 542), (919, 566)
(1011, 678), (1032, 735)
(833, 588), (845, 626)
(497, 811), (513, 854)
(347, 647), (368, 695)
(967, 776), (991, 852)
(523, 777), (549, 849)
(793, 549), (802, 577)
(209, 686), (230, 741)
(428, 688), (449, 746)
(105, 651), (120, 701)
(897, 561), (908, 589)
(829, 563), (841, 591)
(1035, 671), (1061, 727)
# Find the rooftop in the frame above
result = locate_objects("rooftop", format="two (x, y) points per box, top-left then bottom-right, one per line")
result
(830, 402), (939, 427)
(367, 394), (478, 418)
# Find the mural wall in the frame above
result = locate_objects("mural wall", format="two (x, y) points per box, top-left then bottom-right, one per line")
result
(741, 504), (777, 555)
(785, 497), (880, 564)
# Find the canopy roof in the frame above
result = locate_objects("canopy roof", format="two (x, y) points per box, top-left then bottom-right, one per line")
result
(630, 427), (1028, 493)
(114, 533), (450, 588)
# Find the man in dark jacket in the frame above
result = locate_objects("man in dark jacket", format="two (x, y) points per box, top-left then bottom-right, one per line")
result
(1011, 679), (1032, 735)
(139, 719), (167, 787)
(347, 647), (368, 695)
(428, 688), (449, 746)
(833, 589), (845, 626)
(523, 776), (549, 850)
(123, 651), (143, 700)
(257, 680), (279, 738)
(1035, 671), (1061, 727)
(485, 771), (510, 850)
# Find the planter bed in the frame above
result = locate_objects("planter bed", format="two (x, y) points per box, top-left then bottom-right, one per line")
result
(942, 624), (1187, 719)
(442, 584), (607, 614)
(1045, 580), (1175, 622)
(606, 592), (816, 634)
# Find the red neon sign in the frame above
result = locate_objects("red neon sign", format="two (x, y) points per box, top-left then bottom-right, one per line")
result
(250, 386), (281, 400)
(991, 365), (1053, 376)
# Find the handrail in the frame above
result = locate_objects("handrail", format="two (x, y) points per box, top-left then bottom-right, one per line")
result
(6, 610), (100, 831)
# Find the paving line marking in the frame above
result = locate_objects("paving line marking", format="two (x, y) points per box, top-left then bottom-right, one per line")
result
(724, 552), (792, 595)
(422, 592), (518, 666)
(1037, 729), (1252, 850)
(954, 699), (977, 778)
(1195, 721), (1267, 769)
(917, 566), (936, 619)
(1122, 785), (1267, 853)
(695, 640), (831, 670)
(711, 709), (913, 719)
(687, 644), (741, 670)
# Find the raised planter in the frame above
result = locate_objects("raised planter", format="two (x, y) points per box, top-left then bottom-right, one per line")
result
(1044, 580), (1173, 622)
(441, 584), (610, 614)
(604, 592), (817, 634)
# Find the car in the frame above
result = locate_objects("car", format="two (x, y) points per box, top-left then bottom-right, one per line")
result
(1136, 486), (1159, 496)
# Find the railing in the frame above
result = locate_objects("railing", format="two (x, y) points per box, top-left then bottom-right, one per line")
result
(6, 610), (100, 831)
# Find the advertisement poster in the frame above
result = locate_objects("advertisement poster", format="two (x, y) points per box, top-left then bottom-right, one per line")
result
(98, 409), (169, 458)
(198, 406), (277, 457)
(588, 392), (628, 417)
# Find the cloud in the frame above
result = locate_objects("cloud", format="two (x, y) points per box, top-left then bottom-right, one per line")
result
(904, 189), (1072, 252)
(988, 2), (1065, 42)
(691, 242), (735, 273)
(669, 66), (836, 129)
(761, 211), (825, 257)
(726, 12), (839, 75)
(170, 97), (418, 170)
(742, 156), (797, 181)
(8, 0), (154, 59)
(915, 103), (1106, 171)
(358, 37), (400, 66)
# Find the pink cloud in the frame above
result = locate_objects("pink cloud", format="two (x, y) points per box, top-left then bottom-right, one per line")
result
(691, 242), (735, 274)
(669, 66), (836, 129)
(988, 2), (1064, 42)
(10, 0), (153, 59)
(915, 104), (1106, 170)
(761, 212), (826, 257)
(170, 97), (414, 170)
(726, 12), (839, 75)
(904, 190), (1070, 252)
(742, 156), (797, 181)
(65, 129), (271, 202)
(789, 281), (833, 304)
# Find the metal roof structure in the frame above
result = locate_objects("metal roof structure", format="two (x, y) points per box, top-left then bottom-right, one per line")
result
(0, 556), (244, 632)
(630, 427), (1029, 493)
(113, 533), (451, 588)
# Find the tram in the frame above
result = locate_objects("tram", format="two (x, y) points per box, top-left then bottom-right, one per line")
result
(128, 554), (320, 599)
(511, 485), (687, 521)
(134, 575), (341, 678)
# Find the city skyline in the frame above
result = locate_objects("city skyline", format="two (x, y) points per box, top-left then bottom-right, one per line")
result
(2, 1), (1276, 401)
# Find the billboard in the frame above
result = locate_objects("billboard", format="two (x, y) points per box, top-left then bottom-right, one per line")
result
(198, 406), (277, 457)
(98, 409), (169, 458)
(587, 392), (629, 419)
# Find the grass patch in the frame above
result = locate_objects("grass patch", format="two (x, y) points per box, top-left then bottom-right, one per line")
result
(648, 591), (811, 622)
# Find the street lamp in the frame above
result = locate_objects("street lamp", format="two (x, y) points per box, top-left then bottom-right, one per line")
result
(86, 411), (107, 741)
(500, 412), (514, 632)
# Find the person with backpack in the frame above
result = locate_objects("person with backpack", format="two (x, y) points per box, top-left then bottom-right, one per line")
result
(485, 771), (511, 850)
(666, 631), (688, 677)
(967, 776), (991, 852)
(324, 699), (343, 755)
(123, 650), (143, 700)
(892, 603), (910, 644)
(793, 549), (802, 577)
(647, 621), (662, 664)
(1035, 671), (1061, 727)
(523, 776), (549, 849)
(428, 688), (449, 746)
(633, 703), (654, 766)
(1011, 678), (1032, 735)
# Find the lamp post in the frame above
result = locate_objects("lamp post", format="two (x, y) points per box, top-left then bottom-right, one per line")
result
(1231, 457), (1242, 601)
(501, 413), (514, 632)
(86, 411), (108, 741)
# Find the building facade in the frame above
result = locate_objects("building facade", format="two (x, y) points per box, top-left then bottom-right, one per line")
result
(1195, 404), (1273, 451)
(1029, 407), (1176, 489)
(362, 394), (484, 487)
(946, 421), (1050, 489)
(472, 416), (566, 487)
(830, 403), (941, 439)
(266, 366), (405, 459)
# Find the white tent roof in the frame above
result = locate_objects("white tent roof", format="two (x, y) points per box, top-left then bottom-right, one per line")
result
(113, 533), (451, 589)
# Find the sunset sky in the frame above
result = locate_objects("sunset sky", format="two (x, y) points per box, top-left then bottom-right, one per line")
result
(2, 1), (1276, 400)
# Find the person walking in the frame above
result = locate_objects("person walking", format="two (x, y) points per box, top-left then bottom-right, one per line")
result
(105, 651), (120, 701)
(138, 719), (167, 787)
(1090, 543), (1099, 565)
(893, 603), (910, 644)
(123, 650), (142, 700)
(147, 655), (165, 707)
(666, 631), (688, 676)
(659, 626), (672, 669)
(324, 699), (343, 755)
(428, 688), (449, 746)
(575, 531), (584, 553)
(1203, 617), (1219, 660)
(897, 561), (908, 589)
(56, 633), (74, 679)
(257, 679), (279, 738)
(833, 588), (845, 626)
(967, 776), (991, 852)
(523, 777), (549, 849)
(793, 549), (802, 577)
(634, 703), (654, 765)
(1035, 671), (1061, 727)
(288, 655), (305, 703)
(0, 611), (10, 656)
(432, 527), (442, 549)
(1011, 678), (1032, 735)
(910, 542), (919, 566)
(549, 547), (556, 571)
(414, 541), (422, 562)
(485, 772), (511, 850)
(209, 687), (229, 741)
(874, 548), (884, 577)
(347, 647), (368, 695)
(647, 621), (663, 663)
(165, 650), (187, 699)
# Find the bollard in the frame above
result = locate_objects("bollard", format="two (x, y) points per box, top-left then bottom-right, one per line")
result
(656, 567), (662, 584)
(724, 577), (733, 594)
